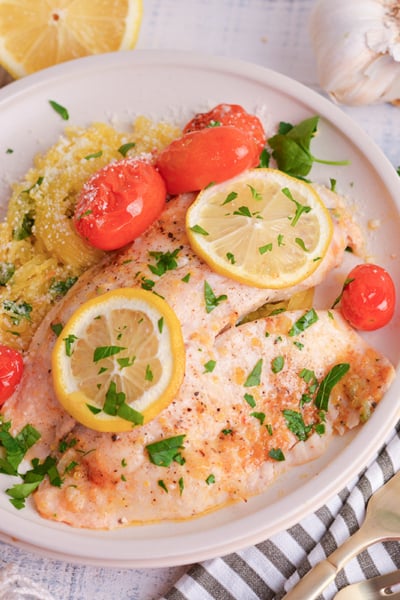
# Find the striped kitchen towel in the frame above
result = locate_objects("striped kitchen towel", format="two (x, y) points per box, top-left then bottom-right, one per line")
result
(163, 421), (400, 599)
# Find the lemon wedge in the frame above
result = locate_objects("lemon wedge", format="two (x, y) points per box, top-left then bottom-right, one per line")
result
(0, 0), (143, 78)
(52, 288), (185, 432)
(186, 168), (333, 289)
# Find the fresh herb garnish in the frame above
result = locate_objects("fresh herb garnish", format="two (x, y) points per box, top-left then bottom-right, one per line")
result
(51, 322), (63, 337)
(283, 409), (313, 441)
(13, 210), (35, 240)
(281, 187), (311, 226)
(331, 277), (355, 308)
(244, 358), (263, 387)
(84, 150), (103, 160)
(190, 224), (209, 235)
(251, 411), (266, 425)
(244, 393), (256, 408)
(3, 300), (32, 325)
(314, 363), (350, 411)
(0, 422), (41, 475)
(268, 116), (349, 179)
(148, 249), (180, 276)
(93, 345), (127, 363)
(158, 479), (168, 493)
(0, 262), (15, 286)
(222, 191), (238, 205)
(204, 281), (228, 313)
(203, 360), (216, 373)
(118, 142), (136, 157)
(49, 276), (78, 297)
(146, 435), (186, 467)
(271, 355), (284, 373)
(289, 308), (319, 336)
(205, 474), (215, 485)
(102, 381), (144, 425)
(49, 99), (69, 120)
(268, 448), (285, 461)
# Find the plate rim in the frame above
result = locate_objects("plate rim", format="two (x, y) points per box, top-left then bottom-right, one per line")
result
(0, 49), (399, 567)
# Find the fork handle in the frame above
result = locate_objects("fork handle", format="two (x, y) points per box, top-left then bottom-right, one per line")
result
(283, 560), (338, 599)
(283, 526), (380, 599)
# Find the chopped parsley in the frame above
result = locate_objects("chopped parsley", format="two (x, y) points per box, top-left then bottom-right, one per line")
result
(13, 210), (35, 240)
(93, 345), (127, 362)
(314, 363), (350, 411)
(49, 276), (78, 298)
(49, 99), (69, 120)
(222, 191), (238, 205)
(204, 281), (227, 313)
(288, 308), (318, 336)
(244, 358), (263, 387)
(244, 393), (256, 408)
(3, 300), (32, 325)
(267, 116), (349, 179)
(148, 249), (180, 276)
(283, 409), (313, 441)
(0, 262), (15, 286)
(268, 448), (285, 462)
(271, 356), (284, 373)
(203, 359), (216, 373)
(118, 142), (136, 157)
(146, 435), (186, 467)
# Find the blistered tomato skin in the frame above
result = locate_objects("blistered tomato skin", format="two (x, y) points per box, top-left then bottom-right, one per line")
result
(156, 126), (260, 195)
(0, 344), (24, 405)
(74, 159), (167, 251)
(340, 263), (396, 331)
(183, 103), (266, 155)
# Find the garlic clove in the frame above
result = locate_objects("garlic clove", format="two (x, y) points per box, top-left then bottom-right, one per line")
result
(309, 0), (400, 106)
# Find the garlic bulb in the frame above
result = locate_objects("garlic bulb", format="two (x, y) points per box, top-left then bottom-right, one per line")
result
(309, 0), (400, 105)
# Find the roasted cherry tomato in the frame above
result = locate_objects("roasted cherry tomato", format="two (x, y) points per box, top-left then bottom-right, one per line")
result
(0, 344), (24, 404)
(74, 159), (167, 251)
(156, 126), (260, 195)
(183, 103), (266, 155)
(340, 263), (396, 331)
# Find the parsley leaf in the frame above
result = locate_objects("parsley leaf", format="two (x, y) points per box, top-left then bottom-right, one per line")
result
(0, 262), (15, 286)
(289, 308), (319, 336)
(148, 249), (180, 277)
(93, 345), (127, 363)
(49, 99), (69, 120)
(204, 281), (228, 313)
(283, 409), (313, 441)
(314, 363), (350, 411)
(3, 300), (32, 325)
(268, 116), (349, 179)
(146, 435), (186, 467)
(244, 358), (263, 387)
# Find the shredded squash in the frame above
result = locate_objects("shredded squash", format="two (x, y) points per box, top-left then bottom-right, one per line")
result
(0, 117), (181, 351)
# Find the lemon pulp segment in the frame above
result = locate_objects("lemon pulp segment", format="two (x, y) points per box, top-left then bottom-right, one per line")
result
(186, 168), (333, 289)
(0, 0), (143, 77)
(52, 288), (185, 432)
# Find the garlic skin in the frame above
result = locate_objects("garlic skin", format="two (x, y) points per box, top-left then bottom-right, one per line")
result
(309, 0), (400, 106)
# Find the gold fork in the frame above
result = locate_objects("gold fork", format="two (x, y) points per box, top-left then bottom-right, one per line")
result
(283, 470), (400, 599)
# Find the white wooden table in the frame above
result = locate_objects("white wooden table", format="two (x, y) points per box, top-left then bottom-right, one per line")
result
(0, 1), (398, 598)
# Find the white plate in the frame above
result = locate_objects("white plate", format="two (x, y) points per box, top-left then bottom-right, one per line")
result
(0, 50), (399, 568)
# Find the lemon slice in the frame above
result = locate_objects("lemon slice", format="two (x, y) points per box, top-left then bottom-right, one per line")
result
(0, 0), (143, 78)
(52, 288), (185, 432)
(186, 168), (333, 289)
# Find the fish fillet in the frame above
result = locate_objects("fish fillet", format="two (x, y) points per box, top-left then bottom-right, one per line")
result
(1, 186), (392, 529)
(33, 310), (394, 528)
(2, 188), (356, 457)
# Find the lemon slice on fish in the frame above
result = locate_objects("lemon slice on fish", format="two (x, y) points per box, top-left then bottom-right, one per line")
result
(0, 0), (143, 78)
(52, 288), (185, 432)
(186, 168), (333, 289)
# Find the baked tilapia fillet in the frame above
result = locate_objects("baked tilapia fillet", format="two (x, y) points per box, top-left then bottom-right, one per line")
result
(2, 190), (395, 528)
